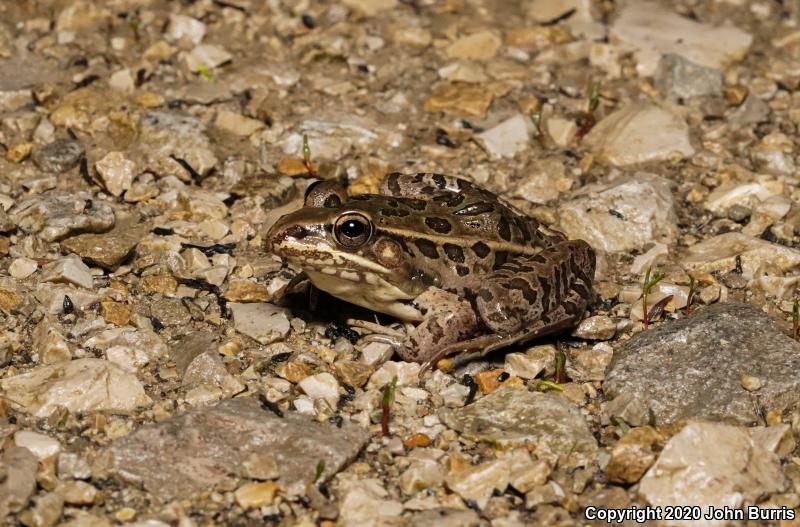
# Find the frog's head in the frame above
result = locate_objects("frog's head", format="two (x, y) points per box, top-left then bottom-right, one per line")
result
(266, 197), (428, 318)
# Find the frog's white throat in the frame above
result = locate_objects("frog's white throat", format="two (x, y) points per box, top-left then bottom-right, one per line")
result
(305, 269), (423, 322)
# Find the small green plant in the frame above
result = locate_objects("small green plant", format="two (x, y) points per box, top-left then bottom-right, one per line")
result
(381, 376), (398, 437)
(313, 460), (325, 483)
(554, 345), (567, 384)
(793, 299), (799, 341)
(196, 65), (214, 81)
(641, 267), (666, 329)
(684, 276), (697, 316)
(302, 134), (318, 178)
(536, 379), (564, 392)
(576, 79), (601, 141)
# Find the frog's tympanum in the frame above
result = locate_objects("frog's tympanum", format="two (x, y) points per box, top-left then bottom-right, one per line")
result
(266, 173), (595, 367)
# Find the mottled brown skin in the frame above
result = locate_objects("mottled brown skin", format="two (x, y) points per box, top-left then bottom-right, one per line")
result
(267, 172), (595, 366)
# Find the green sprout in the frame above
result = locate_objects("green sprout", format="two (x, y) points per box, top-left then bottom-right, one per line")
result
(381, 376), (398, 437)
(196, 65), (214, 81)
(536, 379), (564, 392)
(576, 79), (602, 141)
(529, 107), (547, 147)
(641, 267), (666, 329)
(554, 345), (567, 384)
(793, 299), (799, 341)
(313, 460), (325, 483)
(685, 276), (697, 316)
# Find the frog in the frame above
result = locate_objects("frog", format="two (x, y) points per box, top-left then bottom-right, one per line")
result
(266, 172), (595, 368)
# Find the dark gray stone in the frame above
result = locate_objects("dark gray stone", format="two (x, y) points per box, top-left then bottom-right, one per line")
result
(605, 302), (800, 426)
(32, 139), (84, 174)
(101, 397), (370, 501)
(654, 54), (723, 100)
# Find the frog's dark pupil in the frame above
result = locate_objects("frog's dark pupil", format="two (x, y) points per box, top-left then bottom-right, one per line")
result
(340, 220), (364, 238)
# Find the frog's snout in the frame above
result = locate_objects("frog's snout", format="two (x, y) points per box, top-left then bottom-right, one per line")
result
(266, 221), (308, 254)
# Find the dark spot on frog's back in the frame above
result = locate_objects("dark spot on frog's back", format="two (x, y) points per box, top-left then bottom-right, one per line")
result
(425, 217), (452, 233)
(471, 241), (490, 258)
(415, 239), (439, 259)
(456, 265), (470, 276)
(443, 243), (465, 263)
(508, 277), (538, 304)
(432, 174), (447, 188)
(386, 172), (402, 193)
(497, 216), (511, 241)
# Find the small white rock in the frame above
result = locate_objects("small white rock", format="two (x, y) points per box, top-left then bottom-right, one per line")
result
(95, 151), (137, 197)
(9, 257), (38, 279)
(41, 255), (93, 289)
(360, 342), (394, 367)
(108, 69), (135, 93)
(298, 372), (341, 407)
(13, 430), (61, 460)
(185, 44), (232, 72)
(476, 113), (532, 158)
(167, 14), (206, 45)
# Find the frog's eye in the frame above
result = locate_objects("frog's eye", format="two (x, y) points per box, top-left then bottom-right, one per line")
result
(334, 213), (372, 248)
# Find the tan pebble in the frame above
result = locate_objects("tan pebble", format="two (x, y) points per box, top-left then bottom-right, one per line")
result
(135, 92), (164, 108)
(276, 157), (310, 176)
(114, 507), (137, 522)
(740, 374), (763, 392)
(274, 361), (311, 384)
(766, 409), (783, 425)
(234, 481), (278, 509)
(403, 433), (432, 449)
(6, 142), (33, 163)
(224, 280), (270, 302)
(101, 300), (131, 326)
(140, 273), (178, 294)
(348, 173), (382, 195)
(0, 288), (22, 313)
(423, 83), (494, 117)
(475, 368), (515, 394)
(724, 84), (748, 106)
(218, 340), (240, 357)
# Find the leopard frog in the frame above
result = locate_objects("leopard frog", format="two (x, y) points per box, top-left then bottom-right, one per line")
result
(266, 173), (595, 366)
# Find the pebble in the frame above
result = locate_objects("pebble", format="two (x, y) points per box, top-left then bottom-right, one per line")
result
(9, 257), (38, 279)
(18, 492), (63, 527)
(41, 255), (94, 289)
(605, 303), (800, 426)
(32, 317), (72, 364)
(610, 1), (752, 76)
(545, 117), (577, 148)
(704, 179), (784, 214)
(367, 361), (420, 389)
(1, 358), (151, 417)
(341, 0), (397, 16)
(683, 232), (800, 279)
(446, 31), (502, 61)
(400, 458), (445, 494)
(56, 481), (97, 506)
(167, 14), (206, 45)
(360, 341), (394, 367)
(11, 191), (115, 242)
(567, 343), (613, 382)
(446, 457), (510, 509)
(139, 111), (217, 177)
(57, 452), (92, 480)
(570, 315), (616, 340)
(639, 423), (787, 519)
(214, 110), (266, 137)
(185, 44), (232, 72)
(585, 103), (694, 166)
(654, 54), (723, 100)
(298, 372), (341, 407)
(13, 431), (61, 461)
(0, 447), (38, 517)
(31, 139), (84, 174)
(338, 479), (404, 524)
(423, 83), (495, 117)
(476, 113), (532, 158)
(230, 303), (291, 345)
(6, 142), (33, 163)
(558, 174), (678, 252)
(95, 152), (137, 197)
(604, 426), (664, 484)
(234, 481), (278, 509)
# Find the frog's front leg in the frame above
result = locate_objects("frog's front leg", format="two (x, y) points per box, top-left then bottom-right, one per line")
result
(395, 288), (480, 363)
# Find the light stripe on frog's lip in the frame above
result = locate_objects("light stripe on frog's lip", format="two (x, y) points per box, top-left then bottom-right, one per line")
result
(272, 239), (392, 276)
(374, 225), (546, 255)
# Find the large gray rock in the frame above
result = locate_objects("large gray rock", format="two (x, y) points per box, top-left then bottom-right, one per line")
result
(100, 397), (370, 501)
(439, 388), (597, 466)
(0, 447), (38, 519)
(605, 303), (800, 426)
(10, 191), (115, 242)
(654, 54), (723, 100)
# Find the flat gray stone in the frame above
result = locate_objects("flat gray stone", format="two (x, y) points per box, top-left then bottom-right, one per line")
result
(439, 388), (597, 465)
(100, 397), (370, 501)
(32, 139), (84, 174)
(605, 302), (800, 426)
(654, 54), (723, 100)
(10, 191), (115, 242)
(0, 447), (38, 519)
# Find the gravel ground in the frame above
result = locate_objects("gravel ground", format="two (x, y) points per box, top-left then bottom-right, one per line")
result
(1, 0), (800, 526)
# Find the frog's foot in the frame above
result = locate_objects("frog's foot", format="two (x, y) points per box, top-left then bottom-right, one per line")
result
(347, 318), (415, 359)
(346, 318), (407, 339)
